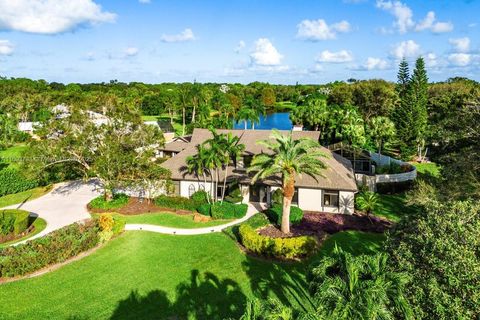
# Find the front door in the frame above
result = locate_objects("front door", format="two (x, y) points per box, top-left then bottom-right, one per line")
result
(249, 184), (267, 203)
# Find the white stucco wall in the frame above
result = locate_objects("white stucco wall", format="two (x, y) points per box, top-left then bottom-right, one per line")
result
(339, 191), (355, 214)
(298, 188), (323, 211)
(180, 180), (215, 198)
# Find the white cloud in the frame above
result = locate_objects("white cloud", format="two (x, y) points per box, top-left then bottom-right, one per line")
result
(316, 50), (353, 63)
(391, 40), (421, 59)
(0, 40), (14, 55)
(376, 0), (414, 33)
(0, 0), (116, 34)
(160, 28), (195, 43)
(377, 1), (452, 34)
(448, 53), (471, 67)
(138, 0), (151, 3)
(124, 47), (139, 57)
(296, 19), (351, 41)
(363, 57), (390, 70)
(425, 53), (438, 67)
(449, 37), (470, 53)
(234, 40), (245, 53)
(250, 38), (283, 66)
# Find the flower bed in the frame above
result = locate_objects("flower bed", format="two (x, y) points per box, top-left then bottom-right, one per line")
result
(239, 224), (318, 260)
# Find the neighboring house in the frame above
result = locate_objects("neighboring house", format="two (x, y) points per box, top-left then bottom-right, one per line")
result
(160, 128), (358, 214)
(144, 119), (175, 143)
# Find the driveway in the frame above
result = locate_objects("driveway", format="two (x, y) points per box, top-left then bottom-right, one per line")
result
(4, 180), (102, 243)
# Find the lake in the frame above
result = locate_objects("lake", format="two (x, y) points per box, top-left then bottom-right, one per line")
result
(233, 112), (292, 130)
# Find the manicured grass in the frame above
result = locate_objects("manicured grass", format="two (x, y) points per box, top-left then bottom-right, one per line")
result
(0, 216), (47, 248)
(0, 229), (385, 319)
(0, 144), (28, 169)
(274, 101), (297, 111)
(119, 212), (232, 229)
(374, 193), (414, 223)
(141, 114), (183, 136)
(0, 186), (51, 209)
(412, 162), (440, 178)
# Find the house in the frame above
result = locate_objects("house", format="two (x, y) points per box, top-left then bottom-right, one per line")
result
(160, 128), (358, 214)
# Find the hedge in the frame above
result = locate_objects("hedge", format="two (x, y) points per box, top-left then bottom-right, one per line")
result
(0, 221), (100, 278)
(88, 193), (129, 210)
(154, 195), (200, 212)
(0, 209), (30, 236)
(264, 205), (304, 226)
(199, 202), (248, 219)
(0, 169), (38, 197)
(239, 224), (317, 259)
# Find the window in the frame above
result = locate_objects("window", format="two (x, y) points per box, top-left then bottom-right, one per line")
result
(217, 185), (227, 198)
(323, 190), (339, 207)
(188, 184), (196, 197)
(292, 188), (299, 205)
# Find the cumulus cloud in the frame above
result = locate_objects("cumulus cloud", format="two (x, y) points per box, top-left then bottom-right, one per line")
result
(250, 38), (283, 66)
(449, 37), (470, 53)
(376, 0), (453, 34)
(0, 40), (14, 55)
(296, 19), (351, 41)
(425, 53), (438, 67)
(235, 40), (245, 53)
(316, 50), (353, 63)
(448, 53), (471, 67)
(391, 40), (421, 59)
(0, 0), (116, 34)
(160, 28), (195, 43)
(359, 57), (390, 70)
(124, 47), (139, 57)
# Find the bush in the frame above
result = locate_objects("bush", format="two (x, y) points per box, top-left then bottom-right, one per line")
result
(154, 195), (198, 212)
(98, 214), (114, 232)
(264, 205), (304, 226)
(112, 215), (126, 235)
(271, 188), (283, 206)
(0, 209), (30, 236)
(88, 193), (129, 210)
(197, 203), (211, 216)
(0, 169), (38, 197)
(0, 221), (99, 278)
(224, 184), (243, 203)
(239, 224), (317, 259)
(210, 202), (248, 219)
(190, 190), (211, 204)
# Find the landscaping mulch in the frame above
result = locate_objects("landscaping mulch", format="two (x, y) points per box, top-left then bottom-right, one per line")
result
(88, 197), (194, 215)
(258, 212), (392, 239)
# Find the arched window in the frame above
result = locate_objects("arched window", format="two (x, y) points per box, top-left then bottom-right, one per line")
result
(188, 184), (196, 197)
(199, 184), (205, 191)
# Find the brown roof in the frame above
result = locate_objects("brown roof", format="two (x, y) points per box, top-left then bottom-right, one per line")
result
(161, 135), (192, 152)
(161, 128), (357, 192)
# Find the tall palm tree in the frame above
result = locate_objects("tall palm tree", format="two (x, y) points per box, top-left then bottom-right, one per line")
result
(218, 133), (245, 202)
(185, 145), (211, 203)
(309, 245), (413, 320)
(248, 130), (328, 234)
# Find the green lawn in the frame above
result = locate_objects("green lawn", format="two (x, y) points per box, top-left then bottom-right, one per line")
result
(374, 193), (414, 223)
(0, 144), (29, 169)
(117, 212), (232, 229)
(412, 162), (440, 178)
(0, 216), (47, 248)
(0, 229), (384, 320)
(141, 114), (183, 136)
(0, 186), (51, 209)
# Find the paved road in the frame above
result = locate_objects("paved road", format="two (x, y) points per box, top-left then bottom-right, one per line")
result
(3, 180), (102, 243)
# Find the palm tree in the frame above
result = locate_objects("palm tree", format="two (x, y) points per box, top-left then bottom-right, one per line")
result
(369, 116), (396, 156)
(248, 130), (328, 234)
(219, 133), (245, 202)
(185, 145), (211, 203)
(355, 191), (379, 220)
(309, 245), (413, 320)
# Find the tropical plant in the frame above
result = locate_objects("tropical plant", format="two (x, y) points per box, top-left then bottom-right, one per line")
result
(248, 130), (327, 233)
(309, 245), (413, 320)
(368, 116), (396, 155)
(355, 191), (379, 218)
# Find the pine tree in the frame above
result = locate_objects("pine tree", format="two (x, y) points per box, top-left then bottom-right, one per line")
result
(409, 57), (429, 159)
(396, 58), (410, 97)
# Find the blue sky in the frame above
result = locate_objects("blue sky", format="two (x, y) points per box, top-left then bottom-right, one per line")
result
(0, 0), (479, 84)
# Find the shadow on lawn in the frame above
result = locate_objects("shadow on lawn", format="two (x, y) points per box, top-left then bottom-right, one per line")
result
(109, 269), (246, 320)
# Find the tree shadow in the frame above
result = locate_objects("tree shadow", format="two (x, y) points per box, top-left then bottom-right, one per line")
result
(109, 270), (247, 320)
(241, 256), (315, 314)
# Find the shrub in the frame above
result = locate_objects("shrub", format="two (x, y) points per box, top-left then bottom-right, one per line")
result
(264, 205), (304, 226)
(190, 190), (211, 204)
(0, 209), (30, 236)
(224, 184), (243, 203)
(239, 224), (317, 259)
(154, 195), (198, 212)
(88, 193), (129, 210)
(197, 203), (211, 216)
(98, 214), (114, 232)
(0, 221), (99, 278)
(111, 215), (126, 235)
(210, 202), (248, 219)
(0, 169), (38, 197)
(271, 188), (283, 206)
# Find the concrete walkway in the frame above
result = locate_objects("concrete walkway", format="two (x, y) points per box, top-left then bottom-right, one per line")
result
(3, 180), (102, 243)
(125, 202), (266, 235)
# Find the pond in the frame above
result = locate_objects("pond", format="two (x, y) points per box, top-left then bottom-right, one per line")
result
(233, 112), (293, 130)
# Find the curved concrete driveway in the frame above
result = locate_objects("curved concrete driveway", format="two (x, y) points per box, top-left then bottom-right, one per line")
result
(4, 180), (102, 243)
